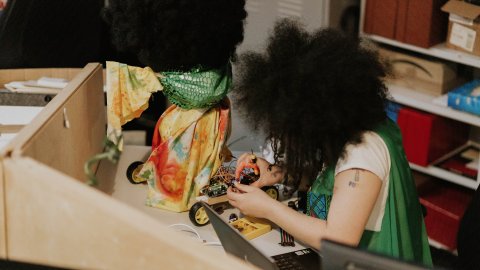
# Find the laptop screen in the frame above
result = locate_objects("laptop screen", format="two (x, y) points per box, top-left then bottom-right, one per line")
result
(201, 202), (279, 270)
(321, 239), (430, 270)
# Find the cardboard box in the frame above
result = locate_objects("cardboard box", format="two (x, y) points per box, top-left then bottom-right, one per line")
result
(397, 107), (469, 166)
(418, 179), (474, 250)
(379, 47), (460, 96)
(442, 0), (480, 56)
(364, 0), (449, 48)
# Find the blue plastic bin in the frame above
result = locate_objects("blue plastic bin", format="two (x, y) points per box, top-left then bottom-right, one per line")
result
(447, 80), (480, 116)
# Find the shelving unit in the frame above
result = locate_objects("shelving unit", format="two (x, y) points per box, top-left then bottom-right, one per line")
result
(365, 34), (480, 69)
(359, 0), (480, 192)
(385, 70), (480, 191)
(384, 56), (480, 190)
(388, 84), (480, 127)
(389, 83), (480, 190)
(358, 0), (480, 260)
(410, 162), (478, 190)
(429, 238), (457, 255)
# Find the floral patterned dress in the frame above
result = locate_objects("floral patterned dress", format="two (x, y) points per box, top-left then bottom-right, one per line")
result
(106, 61), (232, 212)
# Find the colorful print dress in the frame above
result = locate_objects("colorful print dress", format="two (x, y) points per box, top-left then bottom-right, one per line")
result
(106, 62), (232, 212)
(307, 120), (433, 267)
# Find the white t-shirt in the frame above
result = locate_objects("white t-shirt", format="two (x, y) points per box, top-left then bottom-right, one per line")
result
(334, 131), (391, 232)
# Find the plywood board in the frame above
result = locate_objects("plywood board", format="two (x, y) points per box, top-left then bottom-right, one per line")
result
(5, 63), (105, 183)
(0, 125), (23, 134)
(0, 68), (82, 88)
(0, 64), (257, 269)
(3, 157), (255, 270)
(0, 159), (6, 259)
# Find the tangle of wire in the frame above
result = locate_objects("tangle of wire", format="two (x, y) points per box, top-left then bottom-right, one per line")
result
(168, 223), (222, 247)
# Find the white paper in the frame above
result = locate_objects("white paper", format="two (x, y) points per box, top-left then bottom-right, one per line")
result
(450, 22), (477, 52)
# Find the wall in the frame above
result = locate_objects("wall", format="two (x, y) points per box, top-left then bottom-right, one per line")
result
(229, 0), (330, 152)
(230, 0), (361, 152)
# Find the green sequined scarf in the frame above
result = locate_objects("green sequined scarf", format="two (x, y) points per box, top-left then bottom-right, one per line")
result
(160, 63), (232, 110)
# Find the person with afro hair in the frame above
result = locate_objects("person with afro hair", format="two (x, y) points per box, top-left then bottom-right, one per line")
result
(103, 0), (246, 212)
(228, 19), (433, 267)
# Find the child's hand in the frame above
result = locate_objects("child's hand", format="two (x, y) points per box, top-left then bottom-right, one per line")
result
(227, 182), (276, 218)
(234, 153), (260, 180)
(235, 153), (285, 188)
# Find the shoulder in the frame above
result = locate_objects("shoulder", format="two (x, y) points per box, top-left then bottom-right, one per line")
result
(335, 131), (390, 181)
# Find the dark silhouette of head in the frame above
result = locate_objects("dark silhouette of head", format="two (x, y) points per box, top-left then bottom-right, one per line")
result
(104, 0), (247, 72)
(234, 19), (389, 183)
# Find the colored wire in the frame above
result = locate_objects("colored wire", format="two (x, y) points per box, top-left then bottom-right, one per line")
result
(168, 223), (223, 247)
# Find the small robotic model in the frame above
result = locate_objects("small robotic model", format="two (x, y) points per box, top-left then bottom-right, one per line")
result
(126, 156), (280, 227)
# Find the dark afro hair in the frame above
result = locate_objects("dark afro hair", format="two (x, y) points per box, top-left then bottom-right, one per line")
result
(104, 0), (247, 72)
(233, 19), (389, 183)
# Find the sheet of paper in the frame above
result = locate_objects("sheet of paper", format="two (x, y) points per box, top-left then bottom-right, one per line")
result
(0, 106), (43, 150)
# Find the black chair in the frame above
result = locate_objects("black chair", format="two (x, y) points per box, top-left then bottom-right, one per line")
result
(456, 185), (480, 270)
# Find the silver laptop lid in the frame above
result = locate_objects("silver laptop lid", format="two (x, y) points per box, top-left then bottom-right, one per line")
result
(321, 239), (430, 270)
(201, 202), (278, 270)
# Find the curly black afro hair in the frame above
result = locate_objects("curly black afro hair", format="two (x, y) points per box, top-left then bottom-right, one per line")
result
(104, 0), (247, 72)
(233, 19), (389, 184)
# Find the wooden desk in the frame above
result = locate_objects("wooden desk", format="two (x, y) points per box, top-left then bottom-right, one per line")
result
(0, 64), (255, 270)
(0, 64), (306, 269)
(97, 145), (308, 258)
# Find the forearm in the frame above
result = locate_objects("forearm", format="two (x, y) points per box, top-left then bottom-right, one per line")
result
(266, 201), (327, 250)
(265, 169), (382, 250)
(230, 170), (380, 250)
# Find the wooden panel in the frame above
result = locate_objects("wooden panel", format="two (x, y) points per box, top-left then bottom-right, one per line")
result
(0, 159), (6, 259)
(4, 157), (255, 270)
(0, 125), (23, 134)
(0, 64), (98, 157)
(5, 63), (105, 183)
(0, 68), (81, 87)
(0, 64), (102, 258)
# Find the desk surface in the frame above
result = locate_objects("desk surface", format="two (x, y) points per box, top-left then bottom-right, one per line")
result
(0, 105), (43, 149)
(97, 145), (307, 258)
(0, 105), (43, 125)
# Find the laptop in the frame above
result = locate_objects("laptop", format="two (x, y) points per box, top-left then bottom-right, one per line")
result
(320, 239), (431, 270)
(201, 202), (321, 270)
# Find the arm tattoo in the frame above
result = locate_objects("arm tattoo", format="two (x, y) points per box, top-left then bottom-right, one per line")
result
(348, 170), (361, 188)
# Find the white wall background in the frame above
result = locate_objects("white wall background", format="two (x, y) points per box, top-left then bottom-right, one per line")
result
(228, 0), (359, 152)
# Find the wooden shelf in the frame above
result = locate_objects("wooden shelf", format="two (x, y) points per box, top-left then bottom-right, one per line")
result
(388, 84), (480, 127)
(410, 162), (479, 190)
(428, 238), (458, 255)
(364, 34), (480, 69)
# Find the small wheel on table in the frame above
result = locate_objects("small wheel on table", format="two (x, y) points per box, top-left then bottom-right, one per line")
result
(126, 161), (145, 184)
(189, 202), (210, 227)
(262, 186), (279, 201)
